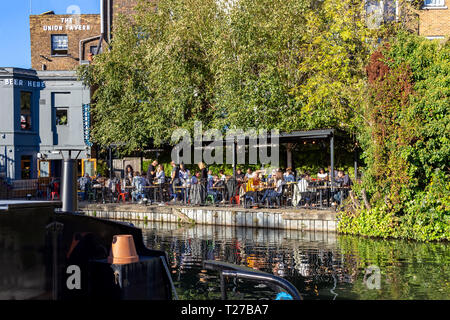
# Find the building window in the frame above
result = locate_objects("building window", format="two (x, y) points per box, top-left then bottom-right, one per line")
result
(89, 45), (98, 55)
(21, 155), (32, 179)
(20, 91), (32, 130)
(51, 34), (68, 56)
(55, 108), (68, 126)
(423, 0), (446, 8)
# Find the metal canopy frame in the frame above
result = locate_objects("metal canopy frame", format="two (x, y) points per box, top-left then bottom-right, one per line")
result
(194, 129), (339, 183)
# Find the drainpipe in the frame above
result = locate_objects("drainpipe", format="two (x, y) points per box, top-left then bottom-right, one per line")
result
(95, 0), (105, 55)
(107, 0), (112, 43)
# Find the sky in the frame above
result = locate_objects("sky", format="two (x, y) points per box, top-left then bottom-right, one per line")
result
(0, 0), (100, 69)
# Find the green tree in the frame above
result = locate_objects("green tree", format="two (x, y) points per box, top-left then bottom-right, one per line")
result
(79, 0), (374, 151)
(340, 32), (450, 241)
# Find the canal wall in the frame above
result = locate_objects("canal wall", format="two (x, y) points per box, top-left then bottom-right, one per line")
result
(132, 219), (338, 247)
(79, 203), (337, 232)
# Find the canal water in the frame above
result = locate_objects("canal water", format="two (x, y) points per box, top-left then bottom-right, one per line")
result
(127, 220), (450, 300)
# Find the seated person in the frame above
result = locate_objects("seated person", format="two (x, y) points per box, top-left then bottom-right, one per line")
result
(105, 176), (118, 193)
(296, 173), (312, 206)
(327, 165), (338, 181)
(284, 167), (295, 182)
(207, 169), (213, 181)
(260, 171), (285, 205)
(317, 168), (328, 180)
(337, 170), (352, 187)
(191, 172), (199, 184)
(235, 168), (245, 182)
(266, 168), (277, 185)
(206, 175), (218, 203)
(333, 170), (352, 204)
(140, 172), (150, 198)
(78, 173), (91, 201)
(219, 170), (226, 181)
(244, 168), (255, 181)
(141, 172), (149, 186)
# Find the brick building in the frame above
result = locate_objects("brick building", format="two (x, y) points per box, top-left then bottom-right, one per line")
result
(417, 0), (449, 39)
(30, 12), (101, 71)
(28, 1), (447, 72)
(365, 0), (449, 38)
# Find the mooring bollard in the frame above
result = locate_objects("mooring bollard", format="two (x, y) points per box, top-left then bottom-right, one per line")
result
(62, 158), (78, 212)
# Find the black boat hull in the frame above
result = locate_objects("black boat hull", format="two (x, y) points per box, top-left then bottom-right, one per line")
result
(0, 201), (172, 300)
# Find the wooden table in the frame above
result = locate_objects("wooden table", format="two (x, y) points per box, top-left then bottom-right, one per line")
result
(143, 185), (161, 203)
(211, 186), (226, 203)
(306, 185), (329, 208)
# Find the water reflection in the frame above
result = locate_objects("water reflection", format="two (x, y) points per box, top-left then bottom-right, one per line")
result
(131, 220), (450, 300)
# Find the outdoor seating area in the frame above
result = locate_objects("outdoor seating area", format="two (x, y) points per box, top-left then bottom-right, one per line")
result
(0, 166), (352, 211)
(75, 166), (352, 211)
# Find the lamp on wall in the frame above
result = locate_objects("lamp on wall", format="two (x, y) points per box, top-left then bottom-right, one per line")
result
(37, 152), (48, 160)
(39, 55), (52, 62)
(67, 54), (80, 61)
(85, 146), (91, 158)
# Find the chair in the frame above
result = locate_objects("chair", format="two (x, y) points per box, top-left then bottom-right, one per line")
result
(230, 194), (240, 205)
(86, 183), (97, 203)
(51, 182), (60, 200)
(116, 183), (128, 203)
(205, 194), (215, 205)
(264, 184), (288, 208)
(227, 179), (240, 205)
(244, 191), (258, 208)
(266, 191), (282, 208)
(189, 184), (202, 205)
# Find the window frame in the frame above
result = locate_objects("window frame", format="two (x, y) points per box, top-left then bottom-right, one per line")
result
(89, 45), (98, 55)
(20, 155), (32, 180)
(51, 34), (69, 56)
(20, 91), (32, 131)
(55, 107), (69, 126)
(423, 0), (447, 9)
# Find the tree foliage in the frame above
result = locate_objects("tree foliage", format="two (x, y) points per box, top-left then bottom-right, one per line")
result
(340, 32), (450, 241)
(79, 0), (373, 150)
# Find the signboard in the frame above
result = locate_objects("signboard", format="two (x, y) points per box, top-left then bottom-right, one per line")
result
(82, 159), (96, 177)
(39, 160), (50, 177)
(42, 17), (92, 32)
(82, 104), (92, 147)
(2, 79), (45, 88)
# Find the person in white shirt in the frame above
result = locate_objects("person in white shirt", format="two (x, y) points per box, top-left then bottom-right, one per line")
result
(179, 163), (190, 186)
(317, 168), (328, 180)
(245, 168), (256, 180)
